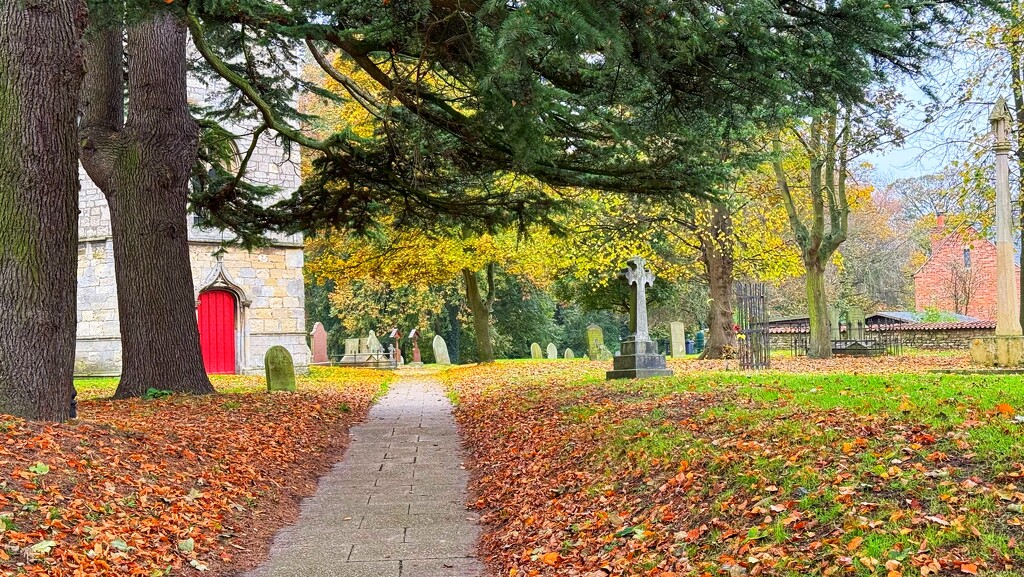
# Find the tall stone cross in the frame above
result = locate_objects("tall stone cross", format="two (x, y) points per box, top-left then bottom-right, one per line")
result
(991, 97), (1022, 336)
(624, 256), (655, 342)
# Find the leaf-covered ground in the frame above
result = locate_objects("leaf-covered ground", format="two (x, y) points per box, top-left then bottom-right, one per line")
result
(444, 355), (1024, 577)
(0, 367), (392, 577)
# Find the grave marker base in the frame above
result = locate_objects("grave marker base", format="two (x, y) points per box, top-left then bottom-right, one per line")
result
(606, 338), (674, 380)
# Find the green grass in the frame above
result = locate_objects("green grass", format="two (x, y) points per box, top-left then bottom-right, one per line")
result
(598, 369), (1024, 469)
(74, 366), (396, 399)
(73, 377), (120, 400)
(448, 359), (1024, 573)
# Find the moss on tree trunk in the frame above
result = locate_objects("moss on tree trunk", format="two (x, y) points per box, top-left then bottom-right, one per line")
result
(699, 202), (737, 360)
(0, 0), (85, 420)
(81, 9), (213, 397)
(463, 266), (496, 364)
(805, 260), (832, 359)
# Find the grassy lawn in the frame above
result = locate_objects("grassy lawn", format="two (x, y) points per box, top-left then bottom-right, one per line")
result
(74, 366), (393, 400)
(443, 357), (1024, 577)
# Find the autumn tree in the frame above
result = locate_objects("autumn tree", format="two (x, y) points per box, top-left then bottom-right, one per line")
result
(80, 2), (213, 398)
(307, 224), (562, 363)
(835, 188), (917, 311)
(0, 0), (85, 420)
(913, 3), (1022, 319)
(773, 110), (857, 358)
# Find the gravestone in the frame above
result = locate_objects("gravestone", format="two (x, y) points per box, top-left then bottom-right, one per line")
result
(367, 331), (383, 354)
(265, 346), (296, 392)
(829, 308), (841, 340)
(409, 328), (424, 367)
(342, 338), (359, 363)
(586, 324), (605, 360)
(358, 338), (370, 354)
(432, 335), (451, 365)
(310, 322), (329, 365)
(669, 321), (686, 357)
(607, 257), (673, 380)
(847, 306), (866, 340)
(530, 342), (542, 359)
(388, 328), (403, 365)
(564, 348), (574, 359)
(546, 343), (557, 360)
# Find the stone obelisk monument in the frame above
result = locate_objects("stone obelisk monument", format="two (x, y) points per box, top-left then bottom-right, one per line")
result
(607, 257), (673, 380)
(970, 97), (1024, 366)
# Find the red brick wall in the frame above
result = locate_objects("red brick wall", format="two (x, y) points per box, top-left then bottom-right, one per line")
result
(913, 226), (1020, 321)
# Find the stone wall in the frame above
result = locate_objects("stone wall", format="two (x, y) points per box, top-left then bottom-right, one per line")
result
(895, 328), (994, 350)
(190, 244), (308, 373)
(74, 238), (121, 375)
(770, 328), (995, 352)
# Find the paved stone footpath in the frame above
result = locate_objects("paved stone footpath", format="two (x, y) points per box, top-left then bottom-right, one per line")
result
(248, 376), (484, 577)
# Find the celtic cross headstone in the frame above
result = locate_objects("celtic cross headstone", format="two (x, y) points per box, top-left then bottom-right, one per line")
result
(607, 257), (673, 380)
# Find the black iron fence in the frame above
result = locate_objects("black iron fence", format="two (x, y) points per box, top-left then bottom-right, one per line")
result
(790, 330), (903, 357)
(736, 282), (770, 369)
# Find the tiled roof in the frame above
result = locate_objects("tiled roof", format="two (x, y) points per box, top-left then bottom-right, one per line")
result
(888, 321), (995, 331)
(769, 326), (809, 334)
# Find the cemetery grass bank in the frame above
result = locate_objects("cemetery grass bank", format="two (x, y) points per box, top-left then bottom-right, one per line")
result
(443, 357), (1024, 577)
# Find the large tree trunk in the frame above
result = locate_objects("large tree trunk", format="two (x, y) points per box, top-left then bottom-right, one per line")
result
(805, 259), (832, 359)
(81, 9), (213, 398)
(0, 0), (85, 420)
(444, 300), (461, 365)
(462, 265), (495, 363)
(699, 202), (737, 359)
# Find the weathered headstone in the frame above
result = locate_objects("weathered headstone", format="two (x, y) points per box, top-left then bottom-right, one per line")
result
(265, 346), (296, 392)
(342, 338), (359, 363)
(310, 322), (329, 365)
(828, 308), (841, 340)
(367, 330), (383, 354)
(546, 343), (557, 360)
(409, 328), (423, 367)
(358, 337), (370, 354)
(432, 335), (451, 365)
(564, 348), (574, 359)
(388, 327), (403, 364)
(530, 342), (542, 359)
(669, 321), (686, 357)
(607, 257), (673, 380)
(586, 324), (604, 360)
(847, 306), (866, 340)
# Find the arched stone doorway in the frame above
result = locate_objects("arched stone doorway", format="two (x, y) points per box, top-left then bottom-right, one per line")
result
(198, 289), (237, 374)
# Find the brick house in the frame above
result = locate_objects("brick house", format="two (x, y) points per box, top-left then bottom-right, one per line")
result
(913, 214), (1020, 322)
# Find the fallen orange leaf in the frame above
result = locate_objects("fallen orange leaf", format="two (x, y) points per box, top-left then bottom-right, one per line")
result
(540, 552), (559, 566)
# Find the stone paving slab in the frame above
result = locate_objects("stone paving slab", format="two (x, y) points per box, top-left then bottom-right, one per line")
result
(247, 375), (483, 577)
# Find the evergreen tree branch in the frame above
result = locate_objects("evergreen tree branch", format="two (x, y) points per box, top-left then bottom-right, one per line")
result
(305, 40), (384, 118)
(187, 11), (333, 153)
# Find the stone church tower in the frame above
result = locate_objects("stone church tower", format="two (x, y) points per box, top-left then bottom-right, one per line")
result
(75, 83), (308, 376)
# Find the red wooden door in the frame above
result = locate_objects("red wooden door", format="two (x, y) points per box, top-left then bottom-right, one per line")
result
(198, 290), (236, 374)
